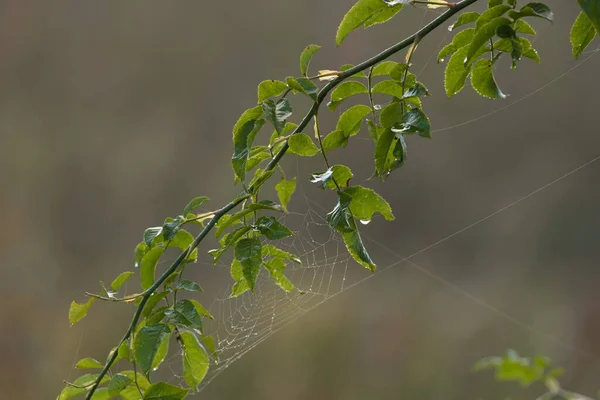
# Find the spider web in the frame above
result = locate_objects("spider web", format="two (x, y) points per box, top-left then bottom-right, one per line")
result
(114, 7), (600, 394)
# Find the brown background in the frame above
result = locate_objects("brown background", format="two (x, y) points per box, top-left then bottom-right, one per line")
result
(0, 1), (599, 399)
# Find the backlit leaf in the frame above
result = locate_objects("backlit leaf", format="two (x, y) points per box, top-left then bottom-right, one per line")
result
(327, 81), (369, 110)
(69, 298), (95, 326)
(343, 229), (376, 272)
(180, 331), (210, 390)
(579, 0), (600, 33)
(134, 324), (171, 376)
(470, 59), (507, 99)
(255, 216), (294, 240)
(234, 238), (263, 291)
(344, 186), (395, 222)
(140, 248), (165, 290)
(310, 165), (354, 190)
(143, 382), (189, 400)
(571, 11), (597, 59)
(183, 197), (209, 216)
(288, 133), (320, 156)
(257, 80), (288, 102)
(336, 0), (388, 46)
(300, 44), (321, 76)
(336, 104), (372, 137)
(275, 177), (296, 212)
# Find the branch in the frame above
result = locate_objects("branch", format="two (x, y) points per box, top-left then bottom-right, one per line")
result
(85, 0), (480, 397)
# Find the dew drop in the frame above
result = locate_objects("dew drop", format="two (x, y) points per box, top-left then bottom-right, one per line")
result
(448, 24), (455, 31)
(360, 219), (371, 225)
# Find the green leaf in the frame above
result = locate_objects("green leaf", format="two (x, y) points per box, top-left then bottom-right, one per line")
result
(75, 357), (104, 370)
(135, 242), (149, 268)
(340, 63), (368, 78)
(310, 165), (354, 190)
(108, 373), (132, 396)
(208, 225), (253, 263)
(300, 44), (321, 76)
(510, 2), (553, 22)
(445, 45), (484, 97)
(327, 81), (369, 110)
(262, 99), (292, 134)
(189, 299), (214, 320)
(372, 61), (404, 77)
(343, 229), (376, 272)
(391, 108), (431, 138)
(379, 102), (402, 128)
(488, 0), (503, 7)
(232, 117), (265, 182)
(143, 382), (189, 400)
(109, 272), (135, 292)
(336, 104), (372, 137)
(173, 280), (202, 292)
(144, 227), (163, 248)
(322, 129), (348, 152)
(201, 335), (219, 363)
(248, 168), (276, 193)
(215, 201), (283, 238)
(288, 133), (320, 156)
(180, 332), (210, 390)
(162, 218), (182, 241)
(167, 300), (203, 330)
(120, 370), (151, 391)
(142, 291), (169, 318)
(374, 128), (407, 179)
(262, 244), (302, 264)
(470, 59), (506, 99)
(275, 177), (296, 212)
(234, 238), (263, 291)
(257, 80), (288, 102)
(232, 105), (263, 140)
(326, 192), (356, 234)
(515, 19), (536, 35)
(151, 333), (170, 370)
(255, 216), (293, 240)
(140, 247), (165, 290)
(134, 324), (171, 376)
(466, 17), (511, 63)
(58, 374), (110, 400)
(372, 80), (405, 98)
(183, 197), (209, 216)
(579, 0), (600, 33)
(336, 0), (388, 46)
(571, 11), (597, 59)
(438, 28), (475, 62)
(364, 2), (403, 27)
(264, 257), (295, 292)
(230, 279), (250, 298)
(475, 5), (511, 31)
(285, 77), (318, 100)
(344, 186), (394, 222)
(69, 298), (95, 326)
(245, 150), (273, 174)
(449, 11), (479, 31)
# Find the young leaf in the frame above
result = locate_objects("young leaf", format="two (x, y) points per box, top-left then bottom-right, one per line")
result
(343, 229), (376, 272)
(234, 238), (263, 291)
(340, 63), (368, 78)
(364, 2), (403, 27)
(189, 299), (214, 320)
(143, 382), (189, 400)
(336, 104), (372, 137)
(449, 11), (479, 31)
(183, 196), (209, 216)
(336, 0), (388, 46)
(285, 77), (318, 100)
(475, 5), (511, 31)
(173, 280), (203, 292)
(232, 118), (265, 182)
(264, 257), (295, 292)
(262, 99), (292, 134)
(438, 28), (475, 62)
(69, 298), (95, 326)
(134, 324), (171, 375)
(322, 129), (348, 152)
(578, 0), (600, 33)
(288, 133), (320, 156)
(180, 331), (210, 390)
(310, 164), (354, 190)
(262, 244), (302, 264)
(515, 19), (537, 35)
(275, 177), (296, 212)
(327, 81), (369, 110)
(257, 80), (288, 102)
(108, 373), (132, 396)
(571, 11), (597, 59)
(445, 46), (472, 97)
(140, 247), (165, 290)
(470, 59), (507, 99)
(300, 44), (321, 76)
(255, 216), (294, 240)
(466, 17), (511, 63)
(344, 186), (395, 222)
(75, 357), (104, 370)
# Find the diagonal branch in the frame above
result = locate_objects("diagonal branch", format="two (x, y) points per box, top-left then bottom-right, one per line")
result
(85, 0), (480, 397)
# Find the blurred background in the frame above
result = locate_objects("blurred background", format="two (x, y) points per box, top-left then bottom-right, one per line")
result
(1, 0), (599, 399)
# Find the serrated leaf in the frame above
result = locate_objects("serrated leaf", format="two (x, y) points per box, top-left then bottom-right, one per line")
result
(285, 77), (318, 100)
(327, 81), (369, 110)
(173, 280), (202, 292)
(232, 118), (265, 182)
(263, 99), (292, 134)
(343, 229), (376, 272)
(168, 300), (203, 330)
(579, 0), (600, 34)
(69, 298), (95, 326)
(264, 257), (295, 292)
(108, 373), (132, 396)
(340, 63), (368, 78)
(322, 129), (348, 152)
(470, 59), (506, 99)
(262, 244), (302, 264)
(300, 45), (321, 76)
(336, 0), (388, 46)
(189, 299), (214, 320)
(134, 324), (171, 376)
(372, 61), (404, 77)
(208, 226), (253, 263)
(438, 28), (475, 62)
(109, 272), (134, 292)
(183, 197), (209, 216)
(515, 19), (536, 35)
(475, 5), (511, 30)
(248, 167), (276, 193)
(449, 11), (479, 31)
(234, 238), (262, 291)
(140, 247), (165, 290)
(344, 186), (394, 222)
(75, 357), (104, 370)
(466, 17), (511, 63)
(142, 291), (169, 318)
(445, 46), (472, 97)
(336, 104), (372, 137)
(391, 108), (431, 138)
(255, 216), (293, 240)
(275, 177), (296, 212)
(143, 382), (189, 400)
(216, 201), (283, 238)
(512, 2), (553, 22)
(230, 279), (250, 298)
(201, 335), (219, 363)
(288, 133), (320, 156)
(571, 11), (597, 59)
(326, 192), (356, 234)
(58, 374), (110, 400)
(144, 227), (163, 248)
(257, 80), (288, 102)
(180, 332), (210, 390)
(374, 127), (407, 179)
(364, 2), (403, 27)
(310, 165), (354, 190)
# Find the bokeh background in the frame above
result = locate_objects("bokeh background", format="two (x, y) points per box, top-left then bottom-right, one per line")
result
(1, 1), (599, 399)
